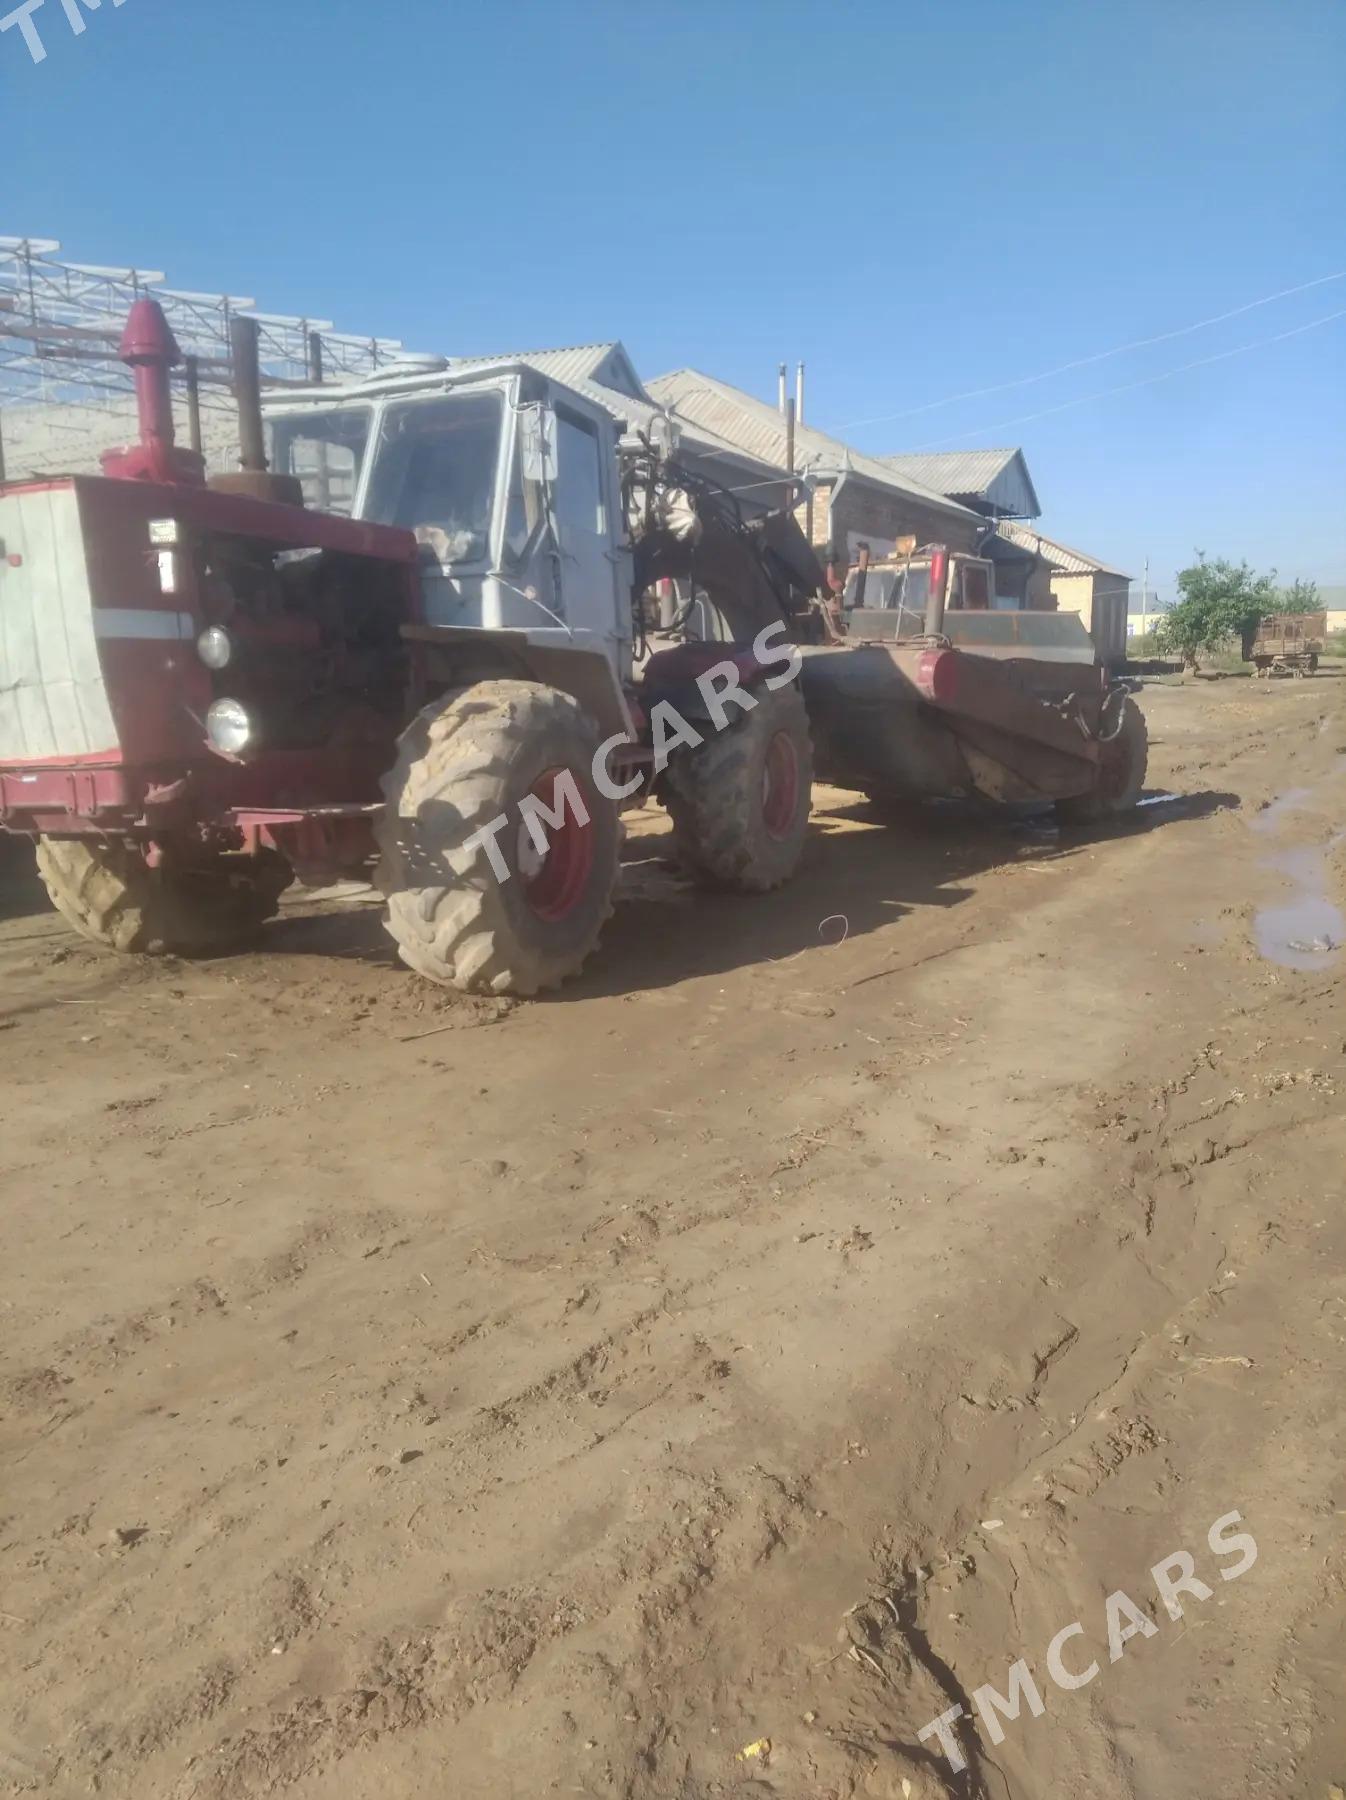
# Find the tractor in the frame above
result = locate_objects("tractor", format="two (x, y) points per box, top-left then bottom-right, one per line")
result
(0, 301), (1146, 994)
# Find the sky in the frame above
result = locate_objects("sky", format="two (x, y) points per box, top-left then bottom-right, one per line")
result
(4, 0), (1344, 601)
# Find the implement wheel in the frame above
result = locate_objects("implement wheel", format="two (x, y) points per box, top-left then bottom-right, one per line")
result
(1055, 696), (1149, 825)
(36, 839), (292, 954)
(375, 680), (619, 996)
(664, 679), (813, 891)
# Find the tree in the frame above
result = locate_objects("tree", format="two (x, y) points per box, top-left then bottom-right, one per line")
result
(1276, 577), (1319, 611)
(1156, 554), (1280, 671)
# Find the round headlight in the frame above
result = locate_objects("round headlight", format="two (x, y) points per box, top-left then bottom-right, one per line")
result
(197, 625), (234, 670)
(206, 698), (253, 755)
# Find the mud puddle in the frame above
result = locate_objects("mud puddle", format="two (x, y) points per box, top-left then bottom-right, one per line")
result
(1248, 764), (1346, 970)
(1254, 845), (1343, 969)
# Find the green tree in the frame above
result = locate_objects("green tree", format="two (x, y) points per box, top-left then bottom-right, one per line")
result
(1156, 554), (1280, 670)
(1276, 577), (1319, 611)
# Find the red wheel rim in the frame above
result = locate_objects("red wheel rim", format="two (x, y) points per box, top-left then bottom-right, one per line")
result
(519, 768), (594, 921)
(761, 731), (799, 840)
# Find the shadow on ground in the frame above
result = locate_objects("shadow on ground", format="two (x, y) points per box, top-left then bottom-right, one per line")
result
(2, 787), (1241, 997)
(553, 786), (1240, 1001)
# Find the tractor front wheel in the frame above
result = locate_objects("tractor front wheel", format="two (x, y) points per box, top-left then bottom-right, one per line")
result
(375, 681), (620, 996)
(36, 839), (293, 954)
(664, 679), (813, 891)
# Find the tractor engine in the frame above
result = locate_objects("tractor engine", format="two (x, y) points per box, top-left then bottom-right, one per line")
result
(187, 535), (409, 759)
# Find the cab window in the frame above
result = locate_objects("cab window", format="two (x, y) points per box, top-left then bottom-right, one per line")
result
(364, 393), (503, 565)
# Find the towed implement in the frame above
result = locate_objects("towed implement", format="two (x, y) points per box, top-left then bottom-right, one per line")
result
(0, 302), (1146, 993)
(1243, 611), (1325, 679)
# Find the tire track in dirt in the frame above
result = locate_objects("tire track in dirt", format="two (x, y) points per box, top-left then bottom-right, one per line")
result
(2, 676), (1343, 1800)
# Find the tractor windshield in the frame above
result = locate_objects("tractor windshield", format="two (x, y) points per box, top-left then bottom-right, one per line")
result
(364, 393), (504, 566)
(844, 562), (930, 614)
(270, 407), (371, 516)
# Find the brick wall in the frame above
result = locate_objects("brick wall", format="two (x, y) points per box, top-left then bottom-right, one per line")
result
(1051, 570), (1128, 627)
(1025, 560), (1056, 609)
(824, 477), (983, 562)
(794, 480), (831, 550)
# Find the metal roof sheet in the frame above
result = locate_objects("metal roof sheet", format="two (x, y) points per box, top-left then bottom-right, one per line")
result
(446, 341), (647, 400)
(645, 370), (982, 522)
(879, 448), (1040, 519)
(996, 520), (1130, 578)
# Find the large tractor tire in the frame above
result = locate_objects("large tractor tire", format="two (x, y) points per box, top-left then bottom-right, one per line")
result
(36, 839), (292, 954)
(664, 679), (813, 892)
(1055, 696), (1149, 825)
(375, 680), (620, 996)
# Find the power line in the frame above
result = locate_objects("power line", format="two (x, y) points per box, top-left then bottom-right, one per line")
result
(910, 307), (1346, 449)
(830, 270), (1346, 434)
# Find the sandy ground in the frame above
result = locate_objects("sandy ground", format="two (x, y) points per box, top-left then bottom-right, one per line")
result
(2, 673), (1344, 1800)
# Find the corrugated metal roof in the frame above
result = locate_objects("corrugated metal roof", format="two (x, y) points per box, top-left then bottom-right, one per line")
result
(447, 341), (646, 401)
(996, 520), (1130, 578)
(646, 370), (982, 522)
(879, 448), (1040, 519)
(445, 344), (792, 492)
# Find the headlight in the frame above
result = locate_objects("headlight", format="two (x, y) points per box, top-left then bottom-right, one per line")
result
(197, 625), (234, 670)
(206, 698), (254, 754)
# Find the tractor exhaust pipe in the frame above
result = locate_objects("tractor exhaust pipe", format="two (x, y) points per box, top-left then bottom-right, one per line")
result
(99, 299), (205, 485)
(230, 316), (268, 473)
(925, 547), (949, 635)
(208, 316), (304, 505)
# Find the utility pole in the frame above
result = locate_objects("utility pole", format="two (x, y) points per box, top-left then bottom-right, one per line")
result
(1140, 558), (1149, 638)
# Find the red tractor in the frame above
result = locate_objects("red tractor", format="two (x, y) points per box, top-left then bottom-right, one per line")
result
(0, 301), (1146, 994)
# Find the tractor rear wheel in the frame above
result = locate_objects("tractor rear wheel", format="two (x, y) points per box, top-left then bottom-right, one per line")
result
(1055, 696), (1148, 825)
(36, 839), (292, 954)
(375, 680), (620, 996)
(664, 679), (813, 891)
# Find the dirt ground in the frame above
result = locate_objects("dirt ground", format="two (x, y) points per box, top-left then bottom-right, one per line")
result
(2, 673), (1344, 1800)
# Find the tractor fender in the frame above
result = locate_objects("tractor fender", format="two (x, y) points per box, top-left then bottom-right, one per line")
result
(401, 622), (634, 740)
(638, 642), (783, 726)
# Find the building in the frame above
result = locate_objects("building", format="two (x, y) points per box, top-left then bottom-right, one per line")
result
(645, 368), (988, 572)
(878, 447), (1047, 606)
(878, 448), (1040, 522)
(996, 522), (1131, 637)
(1126, 605), (1170, 639)
(1316, 586), (1346, 635)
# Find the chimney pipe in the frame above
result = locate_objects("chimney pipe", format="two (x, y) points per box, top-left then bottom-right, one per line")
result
(795, 360), (805, 425)
(778, 362), (787, 415)
(230, 316), (268, 473)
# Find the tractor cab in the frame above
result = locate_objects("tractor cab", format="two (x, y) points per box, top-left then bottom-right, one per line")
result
(841, 543), (1000, 636)
(839, 541), (1097, 667)
(265, 367), (633, 677)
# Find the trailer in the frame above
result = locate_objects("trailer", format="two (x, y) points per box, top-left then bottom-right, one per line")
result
(1243, 612), (1326, 678)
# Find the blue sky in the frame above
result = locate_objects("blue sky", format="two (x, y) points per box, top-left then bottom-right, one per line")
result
(5, 0), (1344, 599)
